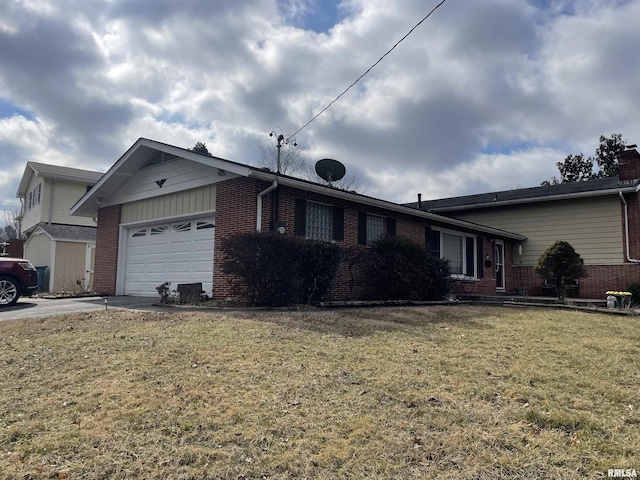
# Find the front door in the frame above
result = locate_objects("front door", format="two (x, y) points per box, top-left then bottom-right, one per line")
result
(495, 240), (505, 291)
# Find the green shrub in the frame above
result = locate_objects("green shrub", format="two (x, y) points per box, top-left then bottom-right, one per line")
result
(348, 235), (450, 301)
(221, 232), (341, 307)
(534, 240), (585, 303)
(626, 281), (640, 306)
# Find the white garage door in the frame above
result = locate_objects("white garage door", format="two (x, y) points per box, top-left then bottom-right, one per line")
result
(124, 218), (215, 296)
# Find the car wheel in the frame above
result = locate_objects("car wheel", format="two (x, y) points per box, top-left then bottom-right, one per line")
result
(0, 276), (20, 307)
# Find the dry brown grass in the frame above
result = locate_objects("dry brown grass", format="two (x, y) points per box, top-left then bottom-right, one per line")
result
(0, 306), (638, 479)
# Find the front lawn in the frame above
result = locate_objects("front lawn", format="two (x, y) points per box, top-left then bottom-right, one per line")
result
(1, 306), (638, 479)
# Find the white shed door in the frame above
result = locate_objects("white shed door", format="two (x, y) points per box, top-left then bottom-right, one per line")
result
(124, 218), (214, 296)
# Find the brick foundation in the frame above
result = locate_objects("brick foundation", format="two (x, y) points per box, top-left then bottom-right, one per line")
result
(511, 263), (640, 299)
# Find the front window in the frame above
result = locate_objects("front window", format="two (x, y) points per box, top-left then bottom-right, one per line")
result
(442, 233), (464, 274)
(366, 214), (386, 245)
(434, 229), (476, 278)
(306, 201), (333, 241)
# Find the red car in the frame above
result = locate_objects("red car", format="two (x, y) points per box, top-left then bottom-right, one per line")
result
(0, 257), (38, 307)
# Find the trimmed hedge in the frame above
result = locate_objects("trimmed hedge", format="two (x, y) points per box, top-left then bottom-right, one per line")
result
(347, 235), (450, 301)
(221, 232), (341, 306)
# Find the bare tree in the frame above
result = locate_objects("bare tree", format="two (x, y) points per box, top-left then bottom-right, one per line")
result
(257, 141), (308, 177)
(256, 140), (364, 193)
(0, 204), (21, 241)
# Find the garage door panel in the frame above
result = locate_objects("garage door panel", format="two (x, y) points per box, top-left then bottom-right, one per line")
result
(146, 263), (168, 274)
(168, 262), (191, 272)
(124, 218), (214, 296)
(126, 266), (146, 276)
(192, 263), (213, 273)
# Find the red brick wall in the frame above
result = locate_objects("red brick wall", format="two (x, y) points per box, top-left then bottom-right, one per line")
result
(617, 149), (640, 181)
(212, 178), (506, 301)
(213, 177), (264, 299)
(511, 264), (640, 299)
(622, 191), (640, 261)
(7, 239), (25, 258)
(94, 205), (121, 295)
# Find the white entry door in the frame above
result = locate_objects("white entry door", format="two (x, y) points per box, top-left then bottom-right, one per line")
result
(495, 240), (505, 291)
(123, 218), (214, 296)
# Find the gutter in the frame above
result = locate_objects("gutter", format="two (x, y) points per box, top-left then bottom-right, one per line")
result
(249, 170), (526, 241)
(618, 191), (640, 263)
(256, 179), (278, 232)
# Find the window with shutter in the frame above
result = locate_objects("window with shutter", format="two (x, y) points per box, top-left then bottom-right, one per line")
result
(294, 200), (344, 242)
(429, 227), (477, 278)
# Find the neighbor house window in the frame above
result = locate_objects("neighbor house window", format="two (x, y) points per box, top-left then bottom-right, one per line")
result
(295, 199), (344, 241)
(358, 212), (396, 245)
(427, 227), (476, 278)
(35, 184), (41, 205)
(28, 191), (33, 210)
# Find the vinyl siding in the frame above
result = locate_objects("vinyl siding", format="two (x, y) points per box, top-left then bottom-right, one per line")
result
(24, 231), (52, 268)
(120, 184), (216, 224)
(111, 157), (232, 205)
(53, 241), (87, 292)
(49, 181), (97, 227)
(451, 196), (623, 265)
(20, 176), (44, 233)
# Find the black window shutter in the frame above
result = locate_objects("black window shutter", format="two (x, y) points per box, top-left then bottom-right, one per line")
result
(387, 217), (396, 236)
(466, 237), (475, 277)
(425, 226), (440, 257)
(333, 206), (344, 241)
(294, 199), (306, 237)
(477, 237), (484, 278)
(358, 212), (367, 245)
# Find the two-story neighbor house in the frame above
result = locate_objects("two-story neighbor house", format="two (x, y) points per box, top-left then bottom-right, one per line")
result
(70, 138), (526, 301)
(407, 147), (640, 299)
(16, 162), (104, 292)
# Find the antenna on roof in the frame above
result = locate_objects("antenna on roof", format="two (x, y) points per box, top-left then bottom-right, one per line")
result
(315, 159), (346, 187)
(269, 127), (297, 174)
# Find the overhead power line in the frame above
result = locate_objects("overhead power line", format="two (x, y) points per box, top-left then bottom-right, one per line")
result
(289, 0), (449, 139)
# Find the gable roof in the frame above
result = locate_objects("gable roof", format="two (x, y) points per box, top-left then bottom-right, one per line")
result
(35, 224), (96, 242)
(408, 176), (640, 213)
(71, 137), (527, 241)
(17, 162), (104, 197)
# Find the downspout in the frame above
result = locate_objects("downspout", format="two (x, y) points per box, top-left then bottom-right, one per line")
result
(619, 191), (640, 263)
(257, 179), (278, 232)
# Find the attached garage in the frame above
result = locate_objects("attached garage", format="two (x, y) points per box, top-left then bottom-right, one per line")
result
(122, 218), (215, 296)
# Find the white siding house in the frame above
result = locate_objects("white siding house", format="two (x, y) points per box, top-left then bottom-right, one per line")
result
(16, 162), (103, 292)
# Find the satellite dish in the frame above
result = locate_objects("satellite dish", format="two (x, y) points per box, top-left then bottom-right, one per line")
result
(315, 158), (346, 185)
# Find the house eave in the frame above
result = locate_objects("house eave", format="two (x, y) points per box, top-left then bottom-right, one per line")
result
(70, 138), (253, 217)
(249, 171), (527, 241)
(426, 186), (638, 213)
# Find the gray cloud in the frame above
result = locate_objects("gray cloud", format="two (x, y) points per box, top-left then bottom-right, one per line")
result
(1, 0), (639, 216)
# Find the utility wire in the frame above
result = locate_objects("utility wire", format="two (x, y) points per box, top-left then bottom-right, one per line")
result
(289, 0), (449, 139)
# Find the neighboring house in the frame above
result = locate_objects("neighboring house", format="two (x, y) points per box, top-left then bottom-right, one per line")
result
(16, 162), (103, 292)
(407, 148), (640, 299)
(70, 138), (526, 300)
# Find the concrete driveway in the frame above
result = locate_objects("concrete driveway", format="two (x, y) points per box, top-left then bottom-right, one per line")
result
(0, 296), (162, 322)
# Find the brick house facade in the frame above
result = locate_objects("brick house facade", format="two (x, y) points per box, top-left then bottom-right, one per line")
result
(75, 138), (525, 301)
(212, 178), (517, 301)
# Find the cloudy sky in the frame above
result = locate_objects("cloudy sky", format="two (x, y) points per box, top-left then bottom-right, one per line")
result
(1, 0), (639, 220)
